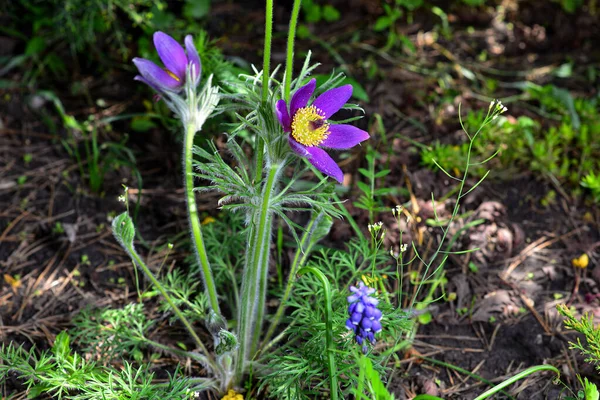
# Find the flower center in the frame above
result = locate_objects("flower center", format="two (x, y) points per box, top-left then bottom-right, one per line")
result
(166, 69), (181, 82)
(291, 106), (329, 147)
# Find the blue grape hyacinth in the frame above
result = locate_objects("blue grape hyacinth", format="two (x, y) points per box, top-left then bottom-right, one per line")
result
(345, 282), (382, 353)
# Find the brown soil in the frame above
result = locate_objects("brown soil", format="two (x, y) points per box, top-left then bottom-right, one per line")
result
(2, 1), (600, 399)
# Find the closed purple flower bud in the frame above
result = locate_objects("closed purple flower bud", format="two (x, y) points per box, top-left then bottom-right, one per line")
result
(361, 318), (373, 331)
(133, 31), (202, 94)
(371, 320), (382, 333)
(346, 319), (356, 330)
(351, 312), (362, 324)
(363, 305), (377, 319)
(348, 302), (357, 314)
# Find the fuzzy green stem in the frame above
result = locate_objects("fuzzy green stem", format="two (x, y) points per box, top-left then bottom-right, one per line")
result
(184, 123), (221, 316)
(235, 163), (280, 381)
(284, 0), (303, 102)
(262, 0), (274, 103)
(254, 0), (274, 184)
(259, 213), (319, 351)
(298, 266), (338, 400)
(127, 248), (219, 373)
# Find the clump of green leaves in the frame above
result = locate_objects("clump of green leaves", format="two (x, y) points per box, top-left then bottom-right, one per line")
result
(0, 331), (195, 399)
(71, 303), (153, 363)
(420, 90), (600, 201)
(354, 147), (394, 223)
(557, 304), (600, 370)
(258, 237), (412, 399)
(581, 171), (600, 202)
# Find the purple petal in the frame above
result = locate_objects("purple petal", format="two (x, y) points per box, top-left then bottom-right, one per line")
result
(371, 320), (382, 333)
(304, 146), (344, 183)
(290, 78), (316, 117)
(288, 137), (311, 158)
(133, 58), (181, 91)
(312, 84), (353, 119)
(153, 31), (187, 81)
(346, 319), (356, 330)
(347, 294), (360, 303)
(185, 35), (201, 85)
(289, 137), (344, 183)
(321, 124), (369, 149)
(354, 302), (365, 314)
(363, 305), (377, 319)
(276, 100), (291, 132)
(134, 75), (162, 93)
(361, 318), (373, 331)
(351, 312), (362, 324)
(362, 296), (379, 306)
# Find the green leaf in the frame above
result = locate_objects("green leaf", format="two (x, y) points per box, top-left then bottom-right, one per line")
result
(356, 181), (370, 195)
(130, 116), (157, 132)
(322, 5), (340, 22)
(112, 212), (136, 250)
(307, 213), (333, 250)
(25, 36), (46, 56)
(373, 16), (392, 31)
(183, 0), (211, 19)
(360, 356), (395, 399)
(52, 331), (71, 359)
(215, 329), (239, 356)
(343, 77), (370, 102)
(584, 377), (599, 400)
(304, 3), (322, 23)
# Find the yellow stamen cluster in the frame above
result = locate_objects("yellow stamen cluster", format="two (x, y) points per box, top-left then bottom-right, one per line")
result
(221, 390), (244, 400)
(291, 105), (329, 147)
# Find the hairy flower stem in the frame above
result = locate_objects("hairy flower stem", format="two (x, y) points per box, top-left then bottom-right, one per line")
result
(126, 246), (219, 374)
(259, 213), (320, 352)
(235, 163), (281, 382)
(184, 123), (221, 317)
(284, 0), (303, 102)
(298, 267), (339, 400)
(254, 0), (275, 184)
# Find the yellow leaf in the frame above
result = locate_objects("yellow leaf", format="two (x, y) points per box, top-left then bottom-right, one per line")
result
(201, 216), (216, 225)
(3, 274), (21, 289)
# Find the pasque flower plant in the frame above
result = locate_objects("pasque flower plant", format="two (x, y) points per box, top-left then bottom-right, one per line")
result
(116, 4), (374, 397)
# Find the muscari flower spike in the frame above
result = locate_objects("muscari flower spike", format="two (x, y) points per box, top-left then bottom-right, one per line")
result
(345, 282), (383, 354)
(133, 31), (201, 94)
(276, 78), (370, 183)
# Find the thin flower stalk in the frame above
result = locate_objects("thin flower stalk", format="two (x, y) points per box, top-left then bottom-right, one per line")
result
(284, 0), (303, 102)
(133, 31), (222, 319)
(260, 212), (321, 351)
(184, 122), (222, 317)
(254, 0), (275, 183)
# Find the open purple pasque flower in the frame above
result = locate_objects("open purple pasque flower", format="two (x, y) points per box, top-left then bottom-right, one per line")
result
(345, 282), (382, 353)
(133, 31), (201, 93)
(276, 78), (369, 183)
